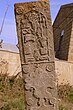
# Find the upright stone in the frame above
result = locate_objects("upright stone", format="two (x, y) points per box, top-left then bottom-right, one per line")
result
(14, 1), (58, 110)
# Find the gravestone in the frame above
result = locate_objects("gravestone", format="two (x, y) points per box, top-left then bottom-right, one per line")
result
(14, 0), (58, 110)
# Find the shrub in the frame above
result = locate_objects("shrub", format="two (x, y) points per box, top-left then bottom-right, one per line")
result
(59, 104), (69, 110)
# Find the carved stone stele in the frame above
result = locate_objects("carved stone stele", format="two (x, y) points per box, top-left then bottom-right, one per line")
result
(14, 1), (58, 110)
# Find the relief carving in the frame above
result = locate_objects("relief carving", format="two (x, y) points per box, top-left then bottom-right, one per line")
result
(20, 10), (49, 63)
(16, 6), (24, 14)
(22, 63), (57, 110)
(14, 1), (58, 110)
(46, 63), (54, 72)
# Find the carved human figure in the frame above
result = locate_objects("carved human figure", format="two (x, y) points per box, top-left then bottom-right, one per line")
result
(21, 10), (49, 63)
(14, 1), (58, 110)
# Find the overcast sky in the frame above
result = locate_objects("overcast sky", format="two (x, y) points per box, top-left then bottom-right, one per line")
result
(0, 0), (73, 44)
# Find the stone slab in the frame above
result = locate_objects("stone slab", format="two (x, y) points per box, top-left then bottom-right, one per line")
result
(14, 1), (58, 110)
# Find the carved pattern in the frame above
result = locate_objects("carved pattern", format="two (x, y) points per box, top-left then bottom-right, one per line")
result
(16, 6), (24, 14)
(22, 63), (57, 110)
(20, 10), (50, 63)
(15, 1), (58, 110)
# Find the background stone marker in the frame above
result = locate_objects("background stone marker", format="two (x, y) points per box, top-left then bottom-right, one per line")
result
(14, 1), (58, 110)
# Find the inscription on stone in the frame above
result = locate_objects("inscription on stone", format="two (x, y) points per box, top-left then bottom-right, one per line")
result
(14, 1), (58, 110)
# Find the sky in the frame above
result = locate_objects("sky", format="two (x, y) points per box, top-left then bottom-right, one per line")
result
(0, 0), (73, 45)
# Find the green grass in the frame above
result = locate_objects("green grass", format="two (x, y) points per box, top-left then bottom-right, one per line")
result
(0, 97), (25, 110)
(58, 84), (73, 103)
(0, 74), (25, 110)
(59, 104), (69, 110)
(8, 97), (25, 110)
(67, 89), (73, 103)
(58, 84), (73, 110)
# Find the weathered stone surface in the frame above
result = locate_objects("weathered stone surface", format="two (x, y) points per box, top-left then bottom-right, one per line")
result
(14, 1), (58, 110)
